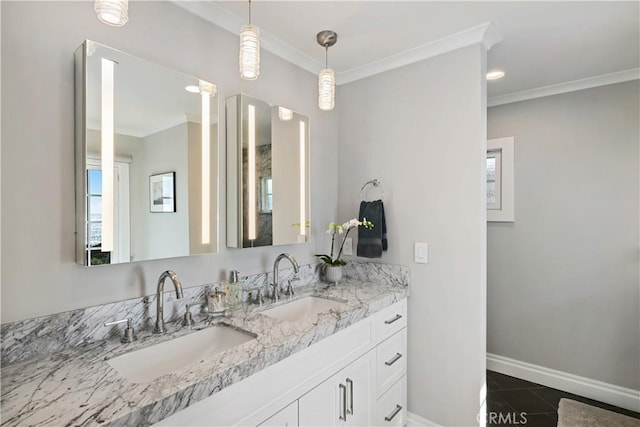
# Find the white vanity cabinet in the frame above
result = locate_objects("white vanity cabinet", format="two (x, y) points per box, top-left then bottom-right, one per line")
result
(298, 349), (374, 426)
(154, 298), (407, 427)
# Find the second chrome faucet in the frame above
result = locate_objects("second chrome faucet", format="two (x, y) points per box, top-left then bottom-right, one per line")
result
(271, 253), (299, 302)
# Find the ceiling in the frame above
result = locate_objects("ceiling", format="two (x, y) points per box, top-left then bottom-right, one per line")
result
(182, 1), (639, 104)
(85, 41), (216, 138)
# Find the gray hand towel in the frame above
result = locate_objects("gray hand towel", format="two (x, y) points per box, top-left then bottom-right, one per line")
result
(357, 200), (387, 258)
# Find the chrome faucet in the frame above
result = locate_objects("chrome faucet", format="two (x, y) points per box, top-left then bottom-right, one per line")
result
(271, 253), (299, 302)
(153, 270), (184, 334)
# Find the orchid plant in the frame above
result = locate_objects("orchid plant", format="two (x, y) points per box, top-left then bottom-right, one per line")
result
(316, 218), (374, 266)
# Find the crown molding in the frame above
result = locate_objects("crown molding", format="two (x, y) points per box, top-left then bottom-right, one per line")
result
(337, 22), (502, 85)
(174, 1), (502, 85)
(173, 0), (323, 75)
(488, 68), (640, 107)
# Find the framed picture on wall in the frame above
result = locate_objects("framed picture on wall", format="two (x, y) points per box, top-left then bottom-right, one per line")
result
(149, 172), (176, 213)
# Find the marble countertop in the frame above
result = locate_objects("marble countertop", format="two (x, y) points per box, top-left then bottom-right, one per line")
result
(1, 278), (407, 426)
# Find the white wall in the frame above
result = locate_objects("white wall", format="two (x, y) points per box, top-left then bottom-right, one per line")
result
(139, 123), (190, 259)
(338, 45), (488, 425)
(0, 1), (339, 323)
(487, 81), (640, 391)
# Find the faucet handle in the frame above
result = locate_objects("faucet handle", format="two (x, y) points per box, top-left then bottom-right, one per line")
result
(245, 287), (265, 306)
(256, 287), (265, 306)
(104, 318), (136, 344)
(182, 304), (195, 327)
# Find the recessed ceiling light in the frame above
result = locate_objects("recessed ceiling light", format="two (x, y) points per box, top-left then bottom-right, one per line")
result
(185, 85), (200, 93)
(487, 70), (506, 81)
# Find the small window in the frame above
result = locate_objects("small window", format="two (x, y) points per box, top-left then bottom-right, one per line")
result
(259, 176), (273, 213)
(86, 167), (111, 265)
(486, 150), (502, 210)
(487, 137), (514, 222)
(85, 158), (131, 265)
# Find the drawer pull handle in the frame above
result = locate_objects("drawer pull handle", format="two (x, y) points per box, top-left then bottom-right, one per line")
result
(385, 405), (403, 422)
(339, 383), (347, 421)
(384, 314), (402, 324)
(346, 378), (354, 415)
(385, 353), (403, 366)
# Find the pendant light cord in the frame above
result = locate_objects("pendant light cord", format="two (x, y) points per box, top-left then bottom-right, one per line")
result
(325, 46), (328, 68)
(248, 0), (252, 25)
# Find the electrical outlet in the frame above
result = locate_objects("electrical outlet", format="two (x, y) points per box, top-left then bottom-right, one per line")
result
(343, 237), (353, 255)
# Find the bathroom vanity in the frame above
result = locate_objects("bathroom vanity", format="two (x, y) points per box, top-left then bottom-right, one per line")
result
(157, 296), (407, 426)
(0, 265), (408, 426)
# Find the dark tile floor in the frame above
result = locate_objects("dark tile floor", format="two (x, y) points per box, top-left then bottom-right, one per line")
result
(486, 370), (640, 427)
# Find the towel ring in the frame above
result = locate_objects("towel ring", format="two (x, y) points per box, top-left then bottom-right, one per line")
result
(360, 179), (385, 201)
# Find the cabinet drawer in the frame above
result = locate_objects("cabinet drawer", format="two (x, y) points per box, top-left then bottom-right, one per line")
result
(375, 375), (407, 427)
(373, 299), (407, 343)
(376, 329), (407, 397)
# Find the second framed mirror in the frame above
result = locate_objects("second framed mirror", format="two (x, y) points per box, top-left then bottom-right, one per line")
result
(226, 94), (310, 248)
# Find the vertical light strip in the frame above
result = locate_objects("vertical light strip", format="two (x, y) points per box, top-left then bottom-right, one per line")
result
(299, 120), (306, 237)
(201, 91), (210, 245)
(247, 104), (257, 240)
(101, 58), (115, 253)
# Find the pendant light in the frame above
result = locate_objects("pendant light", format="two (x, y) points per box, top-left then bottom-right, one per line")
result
(95, 0), (129, 27)
(317, 30), (337, 111)
(239, 0), (260, 80)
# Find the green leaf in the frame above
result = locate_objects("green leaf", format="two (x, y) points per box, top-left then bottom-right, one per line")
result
(315, 254), (334, 264)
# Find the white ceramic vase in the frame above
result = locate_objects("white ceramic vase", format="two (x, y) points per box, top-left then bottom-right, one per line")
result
(324, 265), (343, 284)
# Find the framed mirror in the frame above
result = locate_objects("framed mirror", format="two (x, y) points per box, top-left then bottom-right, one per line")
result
(74, 40), (219, 266)
(226, 94), (310, 248)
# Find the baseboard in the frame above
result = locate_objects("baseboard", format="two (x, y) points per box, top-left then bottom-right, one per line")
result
(407, 411), (443, 427)
(487, 353), (640, 413)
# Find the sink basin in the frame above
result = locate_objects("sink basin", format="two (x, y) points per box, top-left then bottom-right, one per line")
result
(107, 325), (255, 383)
(261, 296), (346, 323)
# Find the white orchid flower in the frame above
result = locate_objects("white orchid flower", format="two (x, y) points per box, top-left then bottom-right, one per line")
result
(342, 218), (361, 230)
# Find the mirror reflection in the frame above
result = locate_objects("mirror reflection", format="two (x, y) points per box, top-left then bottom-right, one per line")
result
(75, 40), (219, 266)
(226, 94), (310, 248)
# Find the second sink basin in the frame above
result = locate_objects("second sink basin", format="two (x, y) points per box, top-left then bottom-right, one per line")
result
(107, 325), (255, 383)
(261, 296), (346, 323)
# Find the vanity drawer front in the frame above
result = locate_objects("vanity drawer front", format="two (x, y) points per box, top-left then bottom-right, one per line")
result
(376, 328), (407, 397)
(374, 299), (407, 343)
(375, 375), (407, 427)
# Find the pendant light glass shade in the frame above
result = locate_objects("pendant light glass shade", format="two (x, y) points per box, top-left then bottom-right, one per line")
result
(318, 68), (335, 111)
(95, 0), (129, 27)
(239, 24), (260, 80)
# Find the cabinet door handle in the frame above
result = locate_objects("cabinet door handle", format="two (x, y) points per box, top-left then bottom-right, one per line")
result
(384, 314), (402, 324)
(385, 353), (403, 366)
(339, 383), (347, 421)
(385, 405), (403, 422)
(346, 378), (354, 415)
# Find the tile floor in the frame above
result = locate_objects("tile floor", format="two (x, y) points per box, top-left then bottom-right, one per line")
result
(486, 370), (640, 427)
